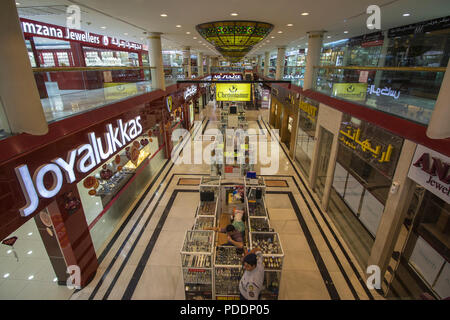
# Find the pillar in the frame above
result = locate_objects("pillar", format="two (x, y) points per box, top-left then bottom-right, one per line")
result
(206, 56), (211, 75)
(257, 55), (262, 73)
(198, 52), (204, 77)
(276, 47), (286, 80)
(147, 32), (165, 90)
(264, 51), (270, 77)
(427, 59), (450, 139)
(0, 0), (48, 135)
(183, 46), (192, 78)
(367, 140), (417, 283)
(303, 31), (325, 90)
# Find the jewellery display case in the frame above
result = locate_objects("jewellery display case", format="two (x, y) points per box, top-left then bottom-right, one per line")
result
(181, 230), (215, 300)
(249, 231), (284, 300)
(214, 246), (244, 300)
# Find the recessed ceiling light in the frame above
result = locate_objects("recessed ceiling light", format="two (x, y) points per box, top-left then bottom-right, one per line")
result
(344, 31), (349, 34)
(176, 25), (182, 28)
(124, 33), (128, 36)
(101, 26), (107, 29)
(28, 232), (32, 236)
(53, 277), (58, 282)
(27, 250), (32, 255)
(16, 2), (21, 5)
(3, 273), (10, 278)
(231, 13), (238, 16)
(278, 31), (283, 34)
(28, 275), (34, 280)
(287, 24), (293, 27)
(271, 36), (275, 39)
(327, 36), (332, 38)
(7, 250), (12, 254)
(403, 13), (411, 17)
(301, 12), (309, 16)
(160, 14), (168, 17)
(186, 32), (191, 34)
(193, 37), (197, 39)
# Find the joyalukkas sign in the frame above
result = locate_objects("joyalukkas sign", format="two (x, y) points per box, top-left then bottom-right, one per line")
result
(15, 116), (143, 217)
(408, 145), (450, 203)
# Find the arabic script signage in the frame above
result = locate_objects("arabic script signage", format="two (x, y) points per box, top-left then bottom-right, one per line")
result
(408, 145), (450, 203)
(20, 18), (143, 51)
(367, 85), (401, 100)
(338, 115), (403, 178)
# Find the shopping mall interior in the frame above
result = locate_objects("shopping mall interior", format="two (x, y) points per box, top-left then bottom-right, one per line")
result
(0, 0), (449, 302)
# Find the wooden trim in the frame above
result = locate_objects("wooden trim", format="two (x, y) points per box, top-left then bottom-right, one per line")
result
(313, 65), (446, 72)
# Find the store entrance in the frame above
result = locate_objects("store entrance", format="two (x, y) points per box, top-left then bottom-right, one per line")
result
(314, 127), (334, 200)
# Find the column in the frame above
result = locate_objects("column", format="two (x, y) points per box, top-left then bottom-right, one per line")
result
(147, 32), (165, 90)
(183, 47), (192, 78)
(303, 31), (325, 90)
(0, 0), (48, 135)
(367, 140), (417, 283)
(427, 59), (450, 139)
(264, 51), (270, 77)
(206, 56), (211, 75)
(198, 52), (204, 77)
(276, 47), (286, 80)
(257, 55), (262, 73)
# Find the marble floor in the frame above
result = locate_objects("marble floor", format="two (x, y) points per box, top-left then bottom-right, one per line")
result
(67, 103), (385, 300)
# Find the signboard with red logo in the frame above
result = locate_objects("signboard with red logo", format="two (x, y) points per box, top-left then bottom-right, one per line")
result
(20, 18), (144, 52)
(408, 145), (450, 203)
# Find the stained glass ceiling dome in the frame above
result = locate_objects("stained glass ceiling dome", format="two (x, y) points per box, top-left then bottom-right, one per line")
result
(196, 21), (274, 62)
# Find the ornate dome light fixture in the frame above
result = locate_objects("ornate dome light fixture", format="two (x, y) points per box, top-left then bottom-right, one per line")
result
(196, 21), (274, 62)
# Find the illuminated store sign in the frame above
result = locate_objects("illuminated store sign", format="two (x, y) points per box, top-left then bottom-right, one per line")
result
(339, 125), (393, 163)
(212, 74), (243, 81)
(367, 85), (401, 100)
(332, 83), (368, 102)
(167, 96), (173, 112)
(408, 145), (450, 202)
(216, 83), (251, 102)
(184, 86), (197, 100)
(20, 18), (143, 51)
(15, 116), (143, 217)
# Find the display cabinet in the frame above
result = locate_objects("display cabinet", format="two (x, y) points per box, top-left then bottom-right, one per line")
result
(249, 231), (284, 300)
(249, 217), (272, 232)
(197, 178), (220, 217)
(181, 230), (215, 300)
(214, 246), (244, 299)
(193, 216), (216, 231)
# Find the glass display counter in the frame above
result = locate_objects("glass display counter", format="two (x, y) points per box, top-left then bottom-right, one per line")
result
(181, 230), (215, 300)
(214, 246), (244, 299)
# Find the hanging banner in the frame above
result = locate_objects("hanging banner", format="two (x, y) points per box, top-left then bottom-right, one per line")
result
(216, 83), (251, 101)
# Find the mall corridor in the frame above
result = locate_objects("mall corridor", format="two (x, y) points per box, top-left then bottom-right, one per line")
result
(0, 0), (449, 303)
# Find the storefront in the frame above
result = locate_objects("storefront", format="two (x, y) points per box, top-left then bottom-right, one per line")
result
(183, 85), (199, 130)
(0, 100), (170, 298)
(294, 97), (319, 179)
(386, 145), (449, 299)
(20, 18), (147, 98)
(325, 114), (404, 268)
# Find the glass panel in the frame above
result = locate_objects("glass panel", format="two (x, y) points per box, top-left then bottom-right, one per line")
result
(314, 127), (333, 199)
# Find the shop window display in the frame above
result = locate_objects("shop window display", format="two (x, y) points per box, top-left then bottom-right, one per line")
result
(77, 125), (166, 253)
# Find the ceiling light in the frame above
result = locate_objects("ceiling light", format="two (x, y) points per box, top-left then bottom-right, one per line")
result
(403, 13), (411, 17)
(327, 36), (331, 38)
(28, 275), (34, 280)
(176, 25), (182, 28)
(278, 31), (283, 34)
(28, 232), (33, 236)
(271, 36), (275, 39)
(230, 13), (238, 16)
(7, 250), (12, 254)
(160, 14), (168, 17)
(16, 2), (21, 5)
(3, 273), (10, 278)
(124, 33), (128, 36)
(344, 31), (349, 34)
(53, 277), (58, 282)
(301, 12), (309, 16)
(101, 26), (107, 29)
(186, 32), (191, 34)
(287, 24), (293, 27)
(27, 251), (32, 255)
(193, 37), (197, 39)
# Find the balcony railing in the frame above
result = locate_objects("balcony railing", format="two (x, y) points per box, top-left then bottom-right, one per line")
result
(284, 66), (305, 87)
(313, 65), (446, 125)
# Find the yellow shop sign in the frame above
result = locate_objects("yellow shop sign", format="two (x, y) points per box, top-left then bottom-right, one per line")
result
(104, 83), (138, 101)
(332, 83), (368, 101)
(216, 83), (251, 101)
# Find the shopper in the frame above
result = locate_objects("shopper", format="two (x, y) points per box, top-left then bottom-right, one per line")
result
(239, 247), (264, 300)
(206, 224), (244, 248)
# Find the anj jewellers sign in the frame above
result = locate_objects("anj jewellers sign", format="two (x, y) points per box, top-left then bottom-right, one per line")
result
(408, 145), (450, 203)
(216, 83), (251, 102)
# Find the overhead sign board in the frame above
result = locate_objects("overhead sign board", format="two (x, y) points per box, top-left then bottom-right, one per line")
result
(216, 83), (251, 102)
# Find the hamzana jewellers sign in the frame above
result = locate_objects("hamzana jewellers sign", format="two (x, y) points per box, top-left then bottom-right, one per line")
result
(408, 145), (450, 203)
(20, 18), (143, 51)
(15, 116), (143, 217)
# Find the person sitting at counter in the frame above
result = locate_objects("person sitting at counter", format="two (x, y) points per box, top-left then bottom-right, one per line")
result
(205, 224), (244, 249)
